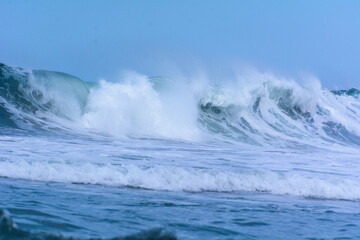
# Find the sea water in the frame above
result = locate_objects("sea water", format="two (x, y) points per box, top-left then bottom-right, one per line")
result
(1, 62), (360, 239)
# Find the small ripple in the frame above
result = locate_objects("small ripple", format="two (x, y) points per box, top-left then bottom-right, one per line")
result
(234, 221), (269, 226)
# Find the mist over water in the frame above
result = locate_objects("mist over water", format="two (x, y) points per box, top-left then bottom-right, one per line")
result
(1, 62), (360, 239)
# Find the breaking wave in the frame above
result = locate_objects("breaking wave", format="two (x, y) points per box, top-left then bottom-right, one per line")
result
(1, 159), (360, 200)
(1, 62), (360, 147)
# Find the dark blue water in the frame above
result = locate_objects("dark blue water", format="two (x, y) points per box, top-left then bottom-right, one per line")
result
(1, 177), (360, 240)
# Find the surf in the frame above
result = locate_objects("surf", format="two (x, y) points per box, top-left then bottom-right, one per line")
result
(1, 62), (360, 148)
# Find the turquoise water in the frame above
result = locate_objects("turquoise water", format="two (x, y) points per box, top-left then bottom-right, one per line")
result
(1, 63), (360, 239)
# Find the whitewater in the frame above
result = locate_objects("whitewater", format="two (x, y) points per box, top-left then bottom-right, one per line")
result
(1, 62), (360, 239)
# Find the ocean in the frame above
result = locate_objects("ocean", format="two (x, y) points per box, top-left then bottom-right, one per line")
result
(1, 62), (360, 239)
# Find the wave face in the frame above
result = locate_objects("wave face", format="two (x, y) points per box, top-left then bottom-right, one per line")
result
(1, 62), (360, 147)
(0, 63), (90, 130)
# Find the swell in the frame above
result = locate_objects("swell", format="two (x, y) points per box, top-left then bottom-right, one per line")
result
(1, 62), (360, 147)
(0, 209), (176, 240)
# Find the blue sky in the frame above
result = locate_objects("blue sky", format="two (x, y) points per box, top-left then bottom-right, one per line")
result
(1, 0), (360, 88)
